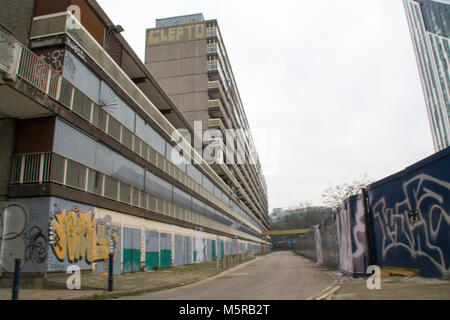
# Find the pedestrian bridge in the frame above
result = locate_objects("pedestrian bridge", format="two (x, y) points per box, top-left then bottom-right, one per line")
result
(262, 229), (311, 236)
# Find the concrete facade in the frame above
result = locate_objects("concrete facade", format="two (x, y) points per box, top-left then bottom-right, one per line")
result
(145, 16), (270, 228)
(0, 0), (35, 45)
(146, 32), (209, 132)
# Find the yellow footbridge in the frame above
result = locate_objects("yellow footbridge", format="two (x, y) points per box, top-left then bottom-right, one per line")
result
(262, 229), (311, 236)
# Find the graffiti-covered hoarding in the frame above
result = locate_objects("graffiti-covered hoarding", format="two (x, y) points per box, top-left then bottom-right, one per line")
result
(1, 197), (122, 275)
(0, 198), (50, 274)
(367, 147), (450, 279)
(347, 194), (370, 276)
(337, 204), (354, 274)
(47, 198), (121, 273)
(319, 218), (338, 267)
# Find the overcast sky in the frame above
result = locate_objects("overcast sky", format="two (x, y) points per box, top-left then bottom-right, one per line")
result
(97, 0), (435, 211)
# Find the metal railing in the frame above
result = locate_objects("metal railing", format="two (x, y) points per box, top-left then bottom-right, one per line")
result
(10, 152), (264, 243)
(10, 30), (264, 234)
(17, 48), (58, 95)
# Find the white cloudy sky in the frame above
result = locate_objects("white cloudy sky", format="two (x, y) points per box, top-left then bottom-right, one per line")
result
(97, 0), (435, 211)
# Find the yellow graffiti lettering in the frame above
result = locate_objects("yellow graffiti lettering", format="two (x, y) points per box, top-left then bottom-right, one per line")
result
(160, 29), (168, 41)
(50, 210), (68, 261)
(168, 27), (176, 41)
(148, 24), (206, 45)
(185, 25), (194, 39)
(85, 215), (96, 263)
(66, 208), (81, 262)
(148, 30), (160, 44)
(195, 24), (205, 38)
(49, 207), (118, 264)
(96, 224), (109, 261)
(176, 27), (184, 40)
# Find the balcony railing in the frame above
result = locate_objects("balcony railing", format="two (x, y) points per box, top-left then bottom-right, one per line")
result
(10, 152), (264, 243)
(208, 99), (225, 117)
(208, 118), (226, 135)
(207, 43), (217, 54)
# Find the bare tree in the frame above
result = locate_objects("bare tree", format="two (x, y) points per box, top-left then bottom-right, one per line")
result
(270, 206), (334, 230)
(296, 201), (312, 209)
(321, 174), (374, 209)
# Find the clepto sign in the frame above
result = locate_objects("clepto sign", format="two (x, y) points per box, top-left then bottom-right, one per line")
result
(147, 23), (206, 44)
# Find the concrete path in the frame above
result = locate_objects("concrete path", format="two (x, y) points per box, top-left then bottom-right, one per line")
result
(119, 251), (339, 300)
(331, 276), (450, 300)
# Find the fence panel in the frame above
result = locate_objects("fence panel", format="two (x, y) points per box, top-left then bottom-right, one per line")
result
(367, 148), (450, 278)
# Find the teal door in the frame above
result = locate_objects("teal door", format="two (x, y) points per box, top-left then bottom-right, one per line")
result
(123, 228), (141, 273)
(145, 231), (160, 270)
(160, 233), (172, 268)
(212, 240), (217, 260)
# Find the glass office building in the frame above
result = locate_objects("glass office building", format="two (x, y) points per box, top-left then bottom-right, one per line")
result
(404, 0), (450, 151)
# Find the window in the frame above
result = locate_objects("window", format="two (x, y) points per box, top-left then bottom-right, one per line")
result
(206, 27), (217, 38)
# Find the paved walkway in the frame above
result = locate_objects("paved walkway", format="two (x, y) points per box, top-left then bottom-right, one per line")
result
(119, 251), (339, 300)
(1, 251), (448, 300)
(0, 255), (256, 300)
(330, 275), (450, 300)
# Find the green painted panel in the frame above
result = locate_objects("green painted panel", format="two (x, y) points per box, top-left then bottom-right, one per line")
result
(221, 240), (224, 258)
(132, 249), (141, 272)
(123, 249), (132, 273)
(193, 251), (197, 263)
(160, 250), (172, 268)
(212, 240), (217, 260)
(145, 252), (159, 270)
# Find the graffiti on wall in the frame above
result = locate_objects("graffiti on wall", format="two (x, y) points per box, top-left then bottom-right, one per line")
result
(49, 206), (119, 265)
(337, 205), (354, 274)
(372, 174), (449, 278)
(38, 48), (65, 72)
(194, 233), (205, 263)
(0, 204), (48, 273)
(350, 197), (369, 275)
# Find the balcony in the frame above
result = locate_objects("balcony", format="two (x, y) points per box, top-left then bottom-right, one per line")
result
(208, 80), (224, 95)
(211, 161), (240, 192)
(0, 30), (55, 119)
(206, 27), (218, 39)
(9, 152), (263, 242)
(208, 99), (225, 118)
(207, 118), (226, 135)
(208, 80), (228, 105)
(231, 164), (261, 214)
